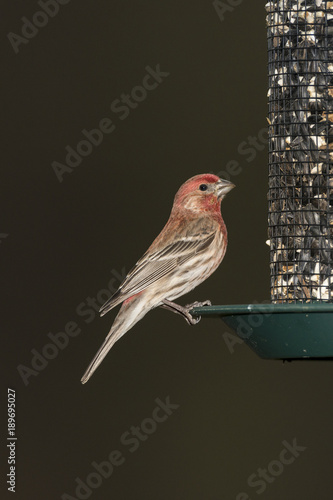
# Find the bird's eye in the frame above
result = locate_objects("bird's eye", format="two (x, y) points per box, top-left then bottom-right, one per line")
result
(199, 184), (208, 191)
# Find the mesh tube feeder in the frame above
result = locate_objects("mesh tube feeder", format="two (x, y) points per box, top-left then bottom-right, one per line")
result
(191, 0), (333, 359)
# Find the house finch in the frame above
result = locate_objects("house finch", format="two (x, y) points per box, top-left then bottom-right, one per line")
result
(81, 174), (234, 384)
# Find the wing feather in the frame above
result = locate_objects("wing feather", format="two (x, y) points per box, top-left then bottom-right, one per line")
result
(99, 231), (216, 316)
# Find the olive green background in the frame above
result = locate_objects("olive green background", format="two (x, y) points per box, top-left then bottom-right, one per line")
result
(1, 1), (333, 499)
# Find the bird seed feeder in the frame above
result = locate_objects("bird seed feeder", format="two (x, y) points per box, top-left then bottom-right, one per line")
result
(191, 0), (333, 359)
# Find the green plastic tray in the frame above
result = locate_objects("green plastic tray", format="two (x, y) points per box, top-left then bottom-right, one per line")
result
(190, 303), (333, 359)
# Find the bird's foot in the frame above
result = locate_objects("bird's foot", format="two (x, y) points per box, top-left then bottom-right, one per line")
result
(161, 299), (212, 326)
(185, 300), (212, 309)
(161, 298), (210, 325)
(183, 300), (212, 325)
(183, 312), (201, 326)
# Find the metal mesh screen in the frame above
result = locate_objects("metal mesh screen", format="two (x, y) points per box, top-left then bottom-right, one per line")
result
(266, 0), (333, 303)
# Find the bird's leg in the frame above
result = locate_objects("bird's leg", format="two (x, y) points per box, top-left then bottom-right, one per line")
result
(161, 299), (211, 326)
(161, 299), (199, 325)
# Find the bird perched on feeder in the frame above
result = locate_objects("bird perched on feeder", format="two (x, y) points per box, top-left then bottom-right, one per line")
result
(81, 174), (234, 384)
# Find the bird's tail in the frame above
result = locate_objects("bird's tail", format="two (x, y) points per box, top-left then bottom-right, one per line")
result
(80, 296), (148, 384)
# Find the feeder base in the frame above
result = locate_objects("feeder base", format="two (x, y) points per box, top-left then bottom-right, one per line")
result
(190, 304), (333, 359)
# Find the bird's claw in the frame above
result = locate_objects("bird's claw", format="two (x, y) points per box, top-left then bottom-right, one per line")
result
(184, 314), (201, 326)
(161, 299), (212, 326)
(185, 300), (212, 309)
(184, 300), (212, 326)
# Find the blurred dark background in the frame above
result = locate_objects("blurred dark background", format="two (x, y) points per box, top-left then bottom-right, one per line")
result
(1, 1), (332, 499)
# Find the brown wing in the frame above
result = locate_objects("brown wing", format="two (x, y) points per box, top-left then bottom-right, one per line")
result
(99, 231), (216, 316)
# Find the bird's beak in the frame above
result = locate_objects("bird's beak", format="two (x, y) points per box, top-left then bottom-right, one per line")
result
(216, 179), (235, 198)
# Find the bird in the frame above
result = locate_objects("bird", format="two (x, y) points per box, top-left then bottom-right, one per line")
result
(81, 174), (234, 384)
